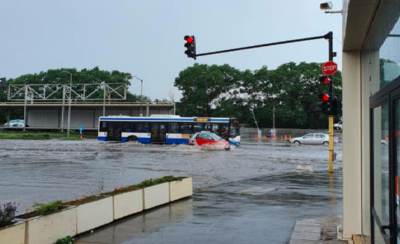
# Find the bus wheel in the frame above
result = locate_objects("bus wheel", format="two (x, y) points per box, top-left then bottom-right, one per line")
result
(127, 136), (138, 142)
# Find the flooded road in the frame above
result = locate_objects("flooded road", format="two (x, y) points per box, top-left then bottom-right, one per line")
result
(0, 128), (342, 212)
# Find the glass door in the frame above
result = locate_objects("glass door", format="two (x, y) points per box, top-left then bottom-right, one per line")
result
(372, 103), (390, 244)
(395, 100), (400, 243)
(150, 123), (166, 143)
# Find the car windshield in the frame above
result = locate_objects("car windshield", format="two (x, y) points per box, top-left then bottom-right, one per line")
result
(209, 133), (223, 141)
(9, 120), (16, 123)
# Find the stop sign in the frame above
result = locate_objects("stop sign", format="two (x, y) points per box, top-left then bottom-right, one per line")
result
(322, 61), (338, 75)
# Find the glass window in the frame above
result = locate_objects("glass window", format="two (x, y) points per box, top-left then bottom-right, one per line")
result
(364, 6), (400, 95)
(180, 123), (192, 134)
(202, 123), (212, 131)
(372, 104), (389, 240)
(193, 123), (202, 133)
(212, 124), (220, 135)
(123, 122), (133, 132)
(303, 134), (314, 139)
(100, 122), (107, 132)
(220, 123), (229, 139)
(197, 133), (212, 140)
(168, 123), (179, 133)
(135, 122), (150, 132)
(210, 133), (223, 141)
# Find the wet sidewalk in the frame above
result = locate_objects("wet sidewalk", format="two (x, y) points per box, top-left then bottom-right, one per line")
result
(76, 170), (343, 244)
(289, 217), (347, 244)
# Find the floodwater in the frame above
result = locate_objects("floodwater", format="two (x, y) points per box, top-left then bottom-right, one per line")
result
(0, 128), (342, 212)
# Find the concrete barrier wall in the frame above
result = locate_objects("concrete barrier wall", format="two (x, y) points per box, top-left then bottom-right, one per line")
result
(25, 106), (174, 129)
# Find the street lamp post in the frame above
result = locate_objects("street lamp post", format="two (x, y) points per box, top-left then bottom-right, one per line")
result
(62, 71), (72, 137)
(132, 76), (143, 116)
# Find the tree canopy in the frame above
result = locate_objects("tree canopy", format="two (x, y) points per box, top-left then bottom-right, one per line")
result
(175, 62), (343, 129)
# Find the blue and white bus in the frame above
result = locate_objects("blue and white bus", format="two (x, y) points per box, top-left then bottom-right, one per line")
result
(98, 115), (240, 146)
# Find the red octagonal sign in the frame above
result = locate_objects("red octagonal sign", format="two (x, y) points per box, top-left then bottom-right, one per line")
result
(322, 61), (338, 75)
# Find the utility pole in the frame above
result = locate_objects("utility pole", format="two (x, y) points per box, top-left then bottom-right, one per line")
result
(132, 76), (144, 116)
(62, 71), (72, 138)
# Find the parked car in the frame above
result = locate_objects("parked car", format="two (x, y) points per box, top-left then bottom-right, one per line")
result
(290, 133), (338, 145)
(189, 131), (231, 150)
(334, 121), (343, 130)
(4, 119), (25, 127)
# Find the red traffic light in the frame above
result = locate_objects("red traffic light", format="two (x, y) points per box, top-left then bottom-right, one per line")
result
(184, 35), (193, 43)
(318, 94), (330, 102)
(319, 76), (331, 84)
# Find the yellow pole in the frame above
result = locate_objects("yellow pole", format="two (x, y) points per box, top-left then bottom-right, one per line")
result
(328, 115), (334, 173)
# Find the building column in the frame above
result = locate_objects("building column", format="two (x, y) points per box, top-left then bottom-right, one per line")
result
(146, 106), (149, 117)
(342, 50), (362, 237)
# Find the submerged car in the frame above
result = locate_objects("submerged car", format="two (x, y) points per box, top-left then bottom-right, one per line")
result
(189, 131), (231, 150)
(290, 133), (338, 145)
(4, 119), (25, 127)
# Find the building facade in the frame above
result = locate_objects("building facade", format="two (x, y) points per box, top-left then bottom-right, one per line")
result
(342, 0), (400, 243)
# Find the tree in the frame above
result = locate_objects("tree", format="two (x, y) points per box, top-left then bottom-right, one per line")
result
(175, 63), (241, 117)
(174, 62), (343, 129)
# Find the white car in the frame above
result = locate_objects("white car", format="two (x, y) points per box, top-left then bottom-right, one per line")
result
(4, 119), (25, 127)
(334, 121), (343, 130)
(290, 133), (338, 145)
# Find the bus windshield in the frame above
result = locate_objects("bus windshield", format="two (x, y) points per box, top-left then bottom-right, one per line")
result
(230, 120), (240, 138)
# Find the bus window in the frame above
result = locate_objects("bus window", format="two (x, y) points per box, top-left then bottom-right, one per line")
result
(202, 123), (212, 131)
(123, 122), (133, 132)
(212, 124), (220, 135)
(193, 123), (202, 133)
(180, 123), (192, 134)
(100, 122), (107, 132)
(220, 124), (229, 140)
(168, 123), (179, 133)
(136, 122), (150, 132)
(230, 120), (240, 137)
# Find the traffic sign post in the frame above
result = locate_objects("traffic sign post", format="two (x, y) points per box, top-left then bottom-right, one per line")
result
(326, 33), (335, 174)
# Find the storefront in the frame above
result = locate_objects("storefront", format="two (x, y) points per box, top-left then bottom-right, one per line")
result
(342, 0), (400, 243)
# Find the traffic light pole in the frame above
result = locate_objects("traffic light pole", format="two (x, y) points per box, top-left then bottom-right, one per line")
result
(327, 32), (334, 174)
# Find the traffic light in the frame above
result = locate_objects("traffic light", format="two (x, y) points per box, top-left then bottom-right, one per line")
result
(316, 93), (331, 114)
(0, 77), (6, 89)
(184, 35), (196, 59)
(319, 76), (331, 84)
(332, 96), (342, 115)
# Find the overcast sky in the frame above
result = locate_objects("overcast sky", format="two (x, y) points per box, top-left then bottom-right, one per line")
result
(0, 0), (342, 101)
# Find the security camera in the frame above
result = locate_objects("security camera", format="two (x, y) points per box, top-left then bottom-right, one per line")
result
(320, 2), (333, 10)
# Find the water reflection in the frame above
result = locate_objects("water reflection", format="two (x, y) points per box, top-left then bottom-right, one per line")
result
(77, 199), (193, 244)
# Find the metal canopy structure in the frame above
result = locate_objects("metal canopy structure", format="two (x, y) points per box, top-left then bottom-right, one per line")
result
(7, 83), (127, 101)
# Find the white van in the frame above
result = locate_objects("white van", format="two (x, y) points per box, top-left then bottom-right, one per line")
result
(334, 121), (343, 130)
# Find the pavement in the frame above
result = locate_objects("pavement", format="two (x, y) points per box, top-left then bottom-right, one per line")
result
(76, 170), (344, 244)
(289, 217), (347, 244)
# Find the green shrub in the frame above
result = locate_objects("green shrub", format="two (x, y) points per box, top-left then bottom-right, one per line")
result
(55, 236), (75, 244)
(33, 200), (65, 216)
(136, 176), (183, 188)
